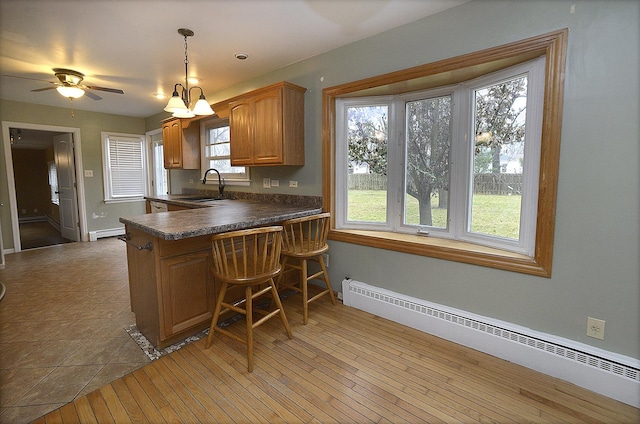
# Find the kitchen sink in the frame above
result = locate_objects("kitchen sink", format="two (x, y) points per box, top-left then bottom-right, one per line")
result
(190, 198), (224, 202)
(182, 196), (225, 202)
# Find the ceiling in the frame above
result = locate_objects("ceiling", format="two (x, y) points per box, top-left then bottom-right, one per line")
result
(0, 0), (467, 118)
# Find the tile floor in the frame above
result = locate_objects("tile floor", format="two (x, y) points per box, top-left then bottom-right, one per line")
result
(0, 238), (151, 423)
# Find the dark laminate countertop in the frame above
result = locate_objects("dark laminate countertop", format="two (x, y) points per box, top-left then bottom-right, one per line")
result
(119, 199), (322, 240)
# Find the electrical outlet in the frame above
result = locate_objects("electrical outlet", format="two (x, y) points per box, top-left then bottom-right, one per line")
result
(586, 317), (605, 340)
(322, 253), (329, 267)
(263, 178), (271, 188)
(270, 179), (279, 187)
(289, 180), (298, 188)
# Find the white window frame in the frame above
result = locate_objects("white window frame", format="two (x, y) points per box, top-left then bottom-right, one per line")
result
(200, 117), (250, 186)
(335, 57), (545, 256)
(101, 132), (147, 203)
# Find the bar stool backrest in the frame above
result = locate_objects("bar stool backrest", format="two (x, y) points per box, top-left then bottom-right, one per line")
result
(211, 226), (283, 284)
(281, 212), (330, 256)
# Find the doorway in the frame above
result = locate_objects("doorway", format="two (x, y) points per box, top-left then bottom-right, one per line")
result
(1, 122), (87, 253)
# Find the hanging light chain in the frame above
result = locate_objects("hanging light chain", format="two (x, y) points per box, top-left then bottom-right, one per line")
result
(183, 32), (190, 105)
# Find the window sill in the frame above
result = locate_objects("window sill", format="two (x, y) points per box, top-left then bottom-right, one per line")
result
(329, 229), (550, 277)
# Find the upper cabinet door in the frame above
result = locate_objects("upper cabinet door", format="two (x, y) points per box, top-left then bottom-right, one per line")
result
(161, 118), (200, 169)
(228, 81), (306, 166)
(253, 88), (283, 165)
(229, 98), (254, 166)
(162, 119), (183, 168)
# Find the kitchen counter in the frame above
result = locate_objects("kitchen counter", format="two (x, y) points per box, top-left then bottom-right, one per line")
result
(119, 197), (322, 349)
(120, 198), (322, 240)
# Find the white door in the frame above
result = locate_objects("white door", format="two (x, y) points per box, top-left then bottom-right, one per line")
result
(54, 134), (80, 241)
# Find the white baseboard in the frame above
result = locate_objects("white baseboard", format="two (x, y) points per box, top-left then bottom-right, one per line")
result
(342, 278), (640, 408)
(89, 227), (125, 242)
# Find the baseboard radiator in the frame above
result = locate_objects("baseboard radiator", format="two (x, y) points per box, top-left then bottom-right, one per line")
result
(89, 227), (125, 242)
(342, 278), (640, 407)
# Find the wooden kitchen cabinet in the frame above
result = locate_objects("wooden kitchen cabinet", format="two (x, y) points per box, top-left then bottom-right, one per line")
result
(161, 118), (200, 169)
(124, 227), (216, 348)
(229, 81), (306, 166)
(160, 250), (213, 338)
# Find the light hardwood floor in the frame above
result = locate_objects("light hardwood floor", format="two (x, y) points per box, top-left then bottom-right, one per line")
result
(2, 238), (638, 423)
(36, 298), (640, 423)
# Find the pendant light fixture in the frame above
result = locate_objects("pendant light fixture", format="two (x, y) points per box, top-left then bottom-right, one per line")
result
(164, 28), (214, 118)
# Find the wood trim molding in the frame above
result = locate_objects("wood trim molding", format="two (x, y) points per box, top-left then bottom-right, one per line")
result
(322, 29), (569, 277)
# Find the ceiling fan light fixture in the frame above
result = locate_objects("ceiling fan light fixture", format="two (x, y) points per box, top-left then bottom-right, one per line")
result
(165, 28), (214, 117)
(56, 85), (85, 99)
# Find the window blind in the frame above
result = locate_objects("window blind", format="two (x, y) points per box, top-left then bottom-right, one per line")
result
(107, 136), (145, 198)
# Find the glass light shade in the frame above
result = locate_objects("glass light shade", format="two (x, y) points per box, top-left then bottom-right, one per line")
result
(56, 86), (85, 99)
(164, 94), (187, 112)
(172, 108), (196, 118)
(191, 98), (214, 116)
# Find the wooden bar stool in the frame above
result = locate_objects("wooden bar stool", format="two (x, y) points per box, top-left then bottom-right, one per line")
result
(278, 213), (336, 324)
(205, 226), (292, 372)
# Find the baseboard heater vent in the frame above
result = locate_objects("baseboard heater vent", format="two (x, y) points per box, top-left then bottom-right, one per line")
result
(89, 227), (125, 242)
(342, 278), (640, 407)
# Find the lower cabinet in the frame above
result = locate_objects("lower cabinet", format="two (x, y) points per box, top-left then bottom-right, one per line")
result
(125, 226), (216, 349)
(160, 251), (214, 338)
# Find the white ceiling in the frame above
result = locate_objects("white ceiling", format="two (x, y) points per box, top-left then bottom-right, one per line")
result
(0, 0), (467, 118)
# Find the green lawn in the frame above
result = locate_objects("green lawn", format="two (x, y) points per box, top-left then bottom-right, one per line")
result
(347, 190), (521, 239)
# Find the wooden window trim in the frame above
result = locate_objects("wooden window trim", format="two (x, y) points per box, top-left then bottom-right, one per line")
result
(322, 29), (568, 277)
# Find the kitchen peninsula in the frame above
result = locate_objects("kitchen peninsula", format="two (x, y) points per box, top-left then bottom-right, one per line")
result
(119, 197), (321, 349)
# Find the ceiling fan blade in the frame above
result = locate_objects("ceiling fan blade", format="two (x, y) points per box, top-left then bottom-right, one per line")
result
(31, 86), (57, 92)
(85, 85), (124, 94)
(3, 74), (55, 83)
(84, 90), (102, 100)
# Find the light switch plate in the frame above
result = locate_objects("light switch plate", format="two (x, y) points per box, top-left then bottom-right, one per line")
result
(84, 169), (94, 177)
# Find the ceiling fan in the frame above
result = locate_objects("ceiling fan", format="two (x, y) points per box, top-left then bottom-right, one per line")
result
(7, 68), (124, 100)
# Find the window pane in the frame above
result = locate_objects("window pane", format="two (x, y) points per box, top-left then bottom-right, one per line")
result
(346, 105), (388, 223)
(209, 126), (229, 143)
(471, 75), (527, 239)
(153, 142), (168, 196)
(404, 96), (451, 229)
(207, 142), (230, 157)
(206, 159), (245, 175)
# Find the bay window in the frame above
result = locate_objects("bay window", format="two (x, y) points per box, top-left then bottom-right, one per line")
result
(324, 30), (567, 276)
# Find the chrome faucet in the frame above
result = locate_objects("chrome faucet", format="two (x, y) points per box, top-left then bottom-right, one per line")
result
(202, 168), (225, 198)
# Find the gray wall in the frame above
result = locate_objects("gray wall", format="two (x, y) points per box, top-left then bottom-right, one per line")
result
(165, 0), (637, 358)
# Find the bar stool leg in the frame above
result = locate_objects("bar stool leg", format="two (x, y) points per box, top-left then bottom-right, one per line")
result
(301, 258), (309, 325)
(206, 281), (227, 348)
(319, 254), (337, 305)
(269, 279), (292, 338)
(245, 286), (254, 372)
